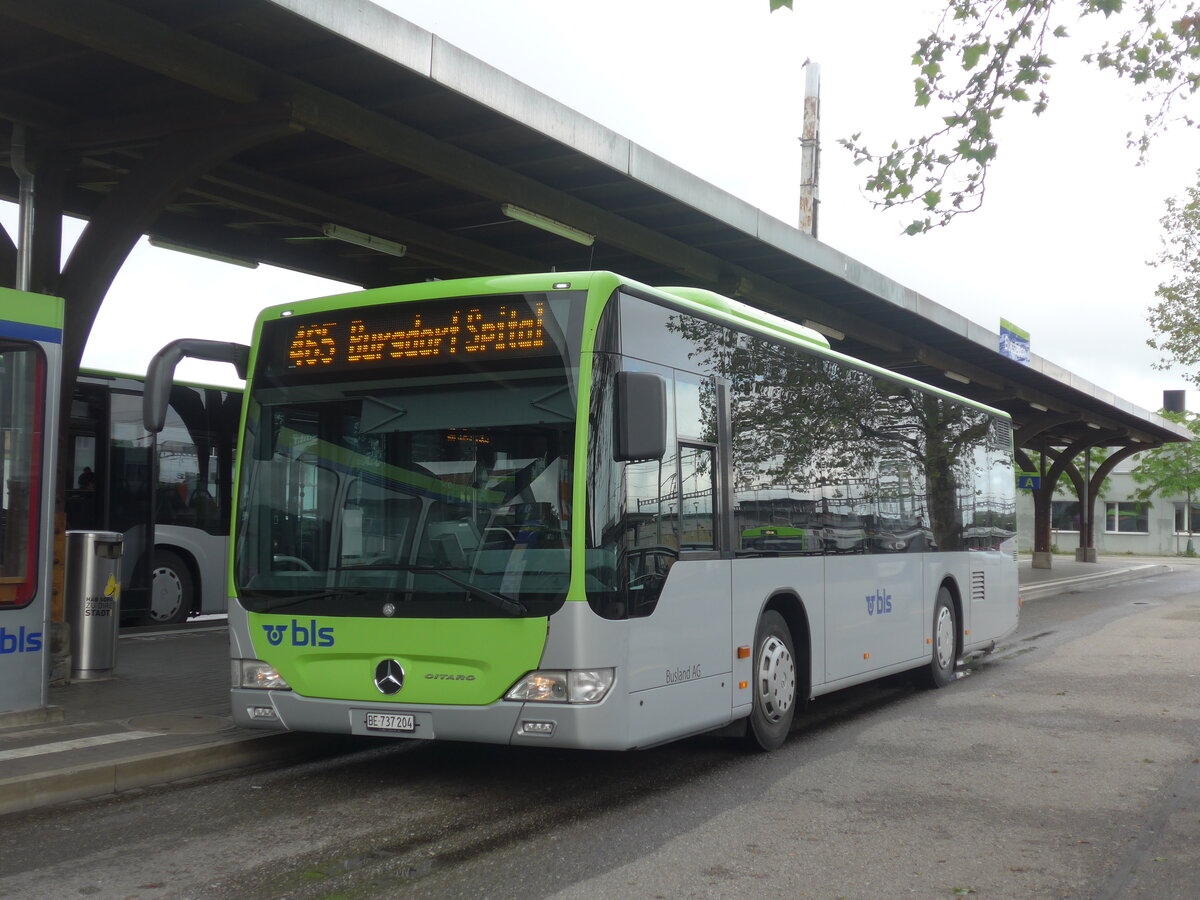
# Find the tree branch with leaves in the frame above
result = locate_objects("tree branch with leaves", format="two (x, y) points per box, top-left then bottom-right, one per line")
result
(1148, 170), (1200, 383)
(772, 0), (1200, 233)
(1130, 410), (1200, 550)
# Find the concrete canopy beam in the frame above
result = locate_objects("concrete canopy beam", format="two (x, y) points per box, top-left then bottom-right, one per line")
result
(57, 119), (297, 391)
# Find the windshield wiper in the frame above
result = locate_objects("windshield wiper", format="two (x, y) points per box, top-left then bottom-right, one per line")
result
(339, 563), (528, 617)
(250, 586), (375, 613)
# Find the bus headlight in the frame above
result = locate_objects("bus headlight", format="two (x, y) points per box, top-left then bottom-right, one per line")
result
(234, 659), (292, 690)
(505, 668), (614, 704)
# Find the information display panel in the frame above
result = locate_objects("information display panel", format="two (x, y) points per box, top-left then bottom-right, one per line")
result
(262, 293), (562, 380)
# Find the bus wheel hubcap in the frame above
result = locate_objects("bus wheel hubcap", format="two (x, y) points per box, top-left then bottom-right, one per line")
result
(935, 606), (954, 670)
(152, 567), (182, 619)
(757, 636), (795, 722)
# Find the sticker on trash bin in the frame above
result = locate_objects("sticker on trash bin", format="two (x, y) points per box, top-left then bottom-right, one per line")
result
(84, 575), (121, 616)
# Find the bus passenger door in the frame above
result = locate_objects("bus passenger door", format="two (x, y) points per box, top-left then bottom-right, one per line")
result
(626, 441), (732, 742)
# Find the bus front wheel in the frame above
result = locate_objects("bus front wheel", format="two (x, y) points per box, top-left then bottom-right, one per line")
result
(745, 610), (797, 751)
(918, 586), (958, 689)
(145, 550), (194, 625)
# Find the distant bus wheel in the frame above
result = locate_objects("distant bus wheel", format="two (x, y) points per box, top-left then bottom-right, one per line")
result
(145, 550), (194, 625)
(919, 586), (958, 689)
(745, 610), (797, 751)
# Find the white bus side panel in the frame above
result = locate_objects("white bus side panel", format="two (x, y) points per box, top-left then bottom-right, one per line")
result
(155, 525), (230, 614)
(923, 553), (968, 655)
(962, 548), (1019, 649)
(824, 554), (926, 682)
(730, 556), (825, 708)
(626, 675), (734, 747)
(625, 560), (732, 693)
(622, 560), (733, 745)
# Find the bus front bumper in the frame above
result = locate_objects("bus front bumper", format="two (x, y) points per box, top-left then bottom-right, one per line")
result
(231, 687), (641, 750)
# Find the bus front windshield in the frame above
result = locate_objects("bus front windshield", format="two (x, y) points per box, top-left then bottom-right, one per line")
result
(235, 292), (584, 619)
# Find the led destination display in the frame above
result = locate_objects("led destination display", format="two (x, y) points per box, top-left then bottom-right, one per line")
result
(270, 295), (552, 376)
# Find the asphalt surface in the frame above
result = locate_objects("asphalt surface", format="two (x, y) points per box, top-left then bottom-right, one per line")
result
(0, 556), (1178, 818)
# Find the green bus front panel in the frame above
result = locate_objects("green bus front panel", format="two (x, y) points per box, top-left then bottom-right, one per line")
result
(247, 612), (548, 705)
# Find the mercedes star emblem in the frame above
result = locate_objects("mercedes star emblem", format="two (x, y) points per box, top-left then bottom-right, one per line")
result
(374, 658), (405, 695)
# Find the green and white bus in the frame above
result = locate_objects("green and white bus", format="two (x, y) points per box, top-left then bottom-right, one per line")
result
(146, 271), (1018, 750)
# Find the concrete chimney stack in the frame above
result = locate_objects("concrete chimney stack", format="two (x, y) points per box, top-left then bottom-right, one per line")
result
(1163, 390), (1186, 414)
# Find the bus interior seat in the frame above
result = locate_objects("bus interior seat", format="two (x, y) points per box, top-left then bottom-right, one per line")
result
(423, 519), (481, 568)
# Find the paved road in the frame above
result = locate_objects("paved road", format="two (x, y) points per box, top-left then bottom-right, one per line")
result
(0, 566), (1196, 900)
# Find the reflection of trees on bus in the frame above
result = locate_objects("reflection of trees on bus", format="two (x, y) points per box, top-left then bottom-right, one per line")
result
(586, 292), (1015, 622)
(585, 294), (1017, 619)
(662, 314), (1009, 556)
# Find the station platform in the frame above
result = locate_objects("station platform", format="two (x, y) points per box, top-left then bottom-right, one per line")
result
(0, 555), (1181, 817)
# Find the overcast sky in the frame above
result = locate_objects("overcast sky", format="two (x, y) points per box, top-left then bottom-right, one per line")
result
(4, 0), (1199, 411)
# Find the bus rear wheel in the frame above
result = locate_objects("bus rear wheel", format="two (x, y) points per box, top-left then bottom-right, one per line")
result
(144, 550), (194, 625)
(745, 610), (797, 751)
(918, 586), (958, 689)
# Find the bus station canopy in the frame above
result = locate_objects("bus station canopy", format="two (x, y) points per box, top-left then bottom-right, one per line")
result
(0, 0), (1188, 452)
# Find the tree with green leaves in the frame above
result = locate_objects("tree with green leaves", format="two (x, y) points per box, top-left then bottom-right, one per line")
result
(1147, 172), (1200, 383)
(1027, 446), (1114, 498)
(1130, 410), (1200, 552)
(771, 0), (1200, 234)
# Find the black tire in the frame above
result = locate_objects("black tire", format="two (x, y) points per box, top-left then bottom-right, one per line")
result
(143, 549), (194, 625)
(918, 586), (958, 689)
(745, 610), (798, 751)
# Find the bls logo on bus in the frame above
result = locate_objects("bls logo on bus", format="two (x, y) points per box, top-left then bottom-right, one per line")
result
(0, 626), (42, 654)
(262, 619), (335, 647)
(865, 590), (893, 616)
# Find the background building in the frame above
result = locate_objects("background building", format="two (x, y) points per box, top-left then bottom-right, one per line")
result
(1017, 455), (1199, 556)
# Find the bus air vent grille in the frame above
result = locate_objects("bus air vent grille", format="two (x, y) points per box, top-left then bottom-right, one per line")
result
(990, 419), (1013, 450)
(971, 571), (986, 603)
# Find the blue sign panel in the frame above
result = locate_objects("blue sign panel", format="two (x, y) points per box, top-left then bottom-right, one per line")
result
(1000, 319), (1030, 364)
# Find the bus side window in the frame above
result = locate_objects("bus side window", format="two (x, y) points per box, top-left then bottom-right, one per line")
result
(66, 434), (100, 530)
(618, 452), (677, 617)
(674, 444), (715, 551)
(626, 545), (678, 615)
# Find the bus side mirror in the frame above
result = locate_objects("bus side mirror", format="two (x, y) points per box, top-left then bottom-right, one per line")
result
(144, 339), (249, 433)
(614, 371), (667, 462)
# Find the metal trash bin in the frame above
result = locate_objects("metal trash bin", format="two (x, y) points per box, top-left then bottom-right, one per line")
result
(66, 530), (124, 680)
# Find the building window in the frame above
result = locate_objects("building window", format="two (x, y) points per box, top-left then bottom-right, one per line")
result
(1105, 501), (1149, 534)
(1174, 502), (1200, 534)
(1051, 500), (1081, 531)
